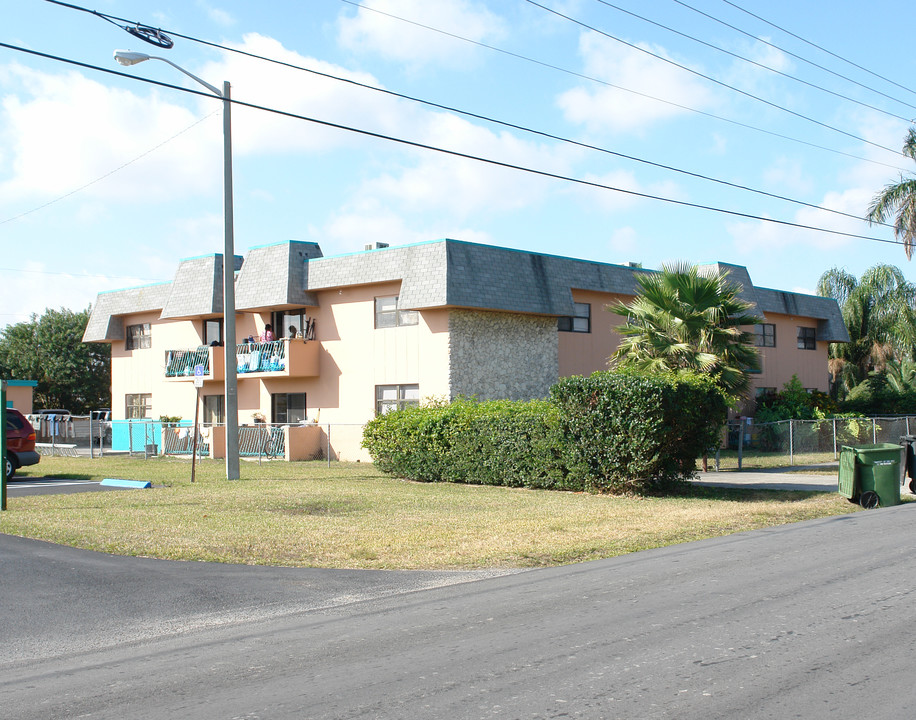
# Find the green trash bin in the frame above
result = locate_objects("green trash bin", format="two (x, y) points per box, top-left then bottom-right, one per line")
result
(844, 443), (902, 509)
(838, 446), (859, 502)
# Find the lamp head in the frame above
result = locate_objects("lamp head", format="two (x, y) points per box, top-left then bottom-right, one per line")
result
(114, 51), (151, 67)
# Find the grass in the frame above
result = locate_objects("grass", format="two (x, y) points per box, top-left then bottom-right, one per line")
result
(0, 456), (861, 570)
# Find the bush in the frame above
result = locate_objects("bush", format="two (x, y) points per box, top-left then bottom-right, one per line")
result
(363, 371), (727, 494)
(550, 371), (728, 493)
(361, 398), (567, 488)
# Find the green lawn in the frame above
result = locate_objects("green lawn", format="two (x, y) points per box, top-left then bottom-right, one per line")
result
(0, 456), (859, 570)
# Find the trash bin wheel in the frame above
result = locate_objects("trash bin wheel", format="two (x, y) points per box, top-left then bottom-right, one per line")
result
(860, 491), (880, 509)
(910, 478), (916, 495)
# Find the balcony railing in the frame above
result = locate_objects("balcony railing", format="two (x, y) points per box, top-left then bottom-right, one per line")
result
(165, 347), (211, 378)
(236, 339), (286, 373)
(164, 339), (317, 380)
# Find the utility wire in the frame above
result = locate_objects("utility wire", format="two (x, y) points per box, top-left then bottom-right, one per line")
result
(0, 111), (219, 226)
(5, 42), (906, 251)
(335, 0), (907, 171)
(671, 0), (916, 114)
(0, 40), (896, 233)
(591, 0), (916, 120)
(39, 0), (911, 173)
(718, 0), (916, 102)
(523, 0), (903, 157)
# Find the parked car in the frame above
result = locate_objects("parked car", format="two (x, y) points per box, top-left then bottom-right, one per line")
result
(5, 407), (40, 480)
(91, 409), (112, 445)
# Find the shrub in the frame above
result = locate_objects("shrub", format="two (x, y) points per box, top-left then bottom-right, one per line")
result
(550, 370), (728, 493)
(363, 370), (728, 495)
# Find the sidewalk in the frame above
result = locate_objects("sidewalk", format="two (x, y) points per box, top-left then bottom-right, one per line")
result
(692, 464), (916, 495)
(692, 468), (839, 492)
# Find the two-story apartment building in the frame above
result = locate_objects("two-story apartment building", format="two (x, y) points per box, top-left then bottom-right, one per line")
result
(83, 239), (848, 460)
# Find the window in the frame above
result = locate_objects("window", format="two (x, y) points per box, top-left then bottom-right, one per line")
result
(558, 303), (591, 333)
(272, 311), (315, 340)
(126, 323), (151, 350)
(203, 395), (224, 424)
(125, 393), (152, 419)
(797, 326), (816, 350)
(204, 319), (222, 346)
(272, 392), (307, 424)
(376, 384), (420, 415)
(755, 387), (777, 399)
(375, 296), (419, 328)
(755, 323), (776, 347)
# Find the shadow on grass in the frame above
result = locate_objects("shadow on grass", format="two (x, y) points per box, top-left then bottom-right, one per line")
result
(668, 483), (828, 503)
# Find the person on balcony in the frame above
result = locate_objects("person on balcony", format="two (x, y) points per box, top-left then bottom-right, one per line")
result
(288, 325), (300, 339)
(260, 324), (275, 342)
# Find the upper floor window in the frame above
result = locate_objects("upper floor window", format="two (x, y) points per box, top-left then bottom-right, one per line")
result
(558, 303), (591, 333)
(755, 323), (776, 347)
(126, 323), (151, 350)
(375, 296), (418, 328)
(376, 384), (420, 415)
(204, 319), (222, 346)
(797, 326), (816, 350)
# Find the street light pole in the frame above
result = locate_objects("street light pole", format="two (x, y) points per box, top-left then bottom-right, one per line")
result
(114, 51), (240, 480)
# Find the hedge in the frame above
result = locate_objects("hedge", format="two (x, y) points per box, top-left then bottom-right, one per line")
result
(361, 371), (728, 494)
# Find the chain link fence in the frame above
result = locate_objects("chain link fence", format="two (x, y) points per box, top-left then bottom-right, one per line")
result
(720, 415), (916, 470)
(29, 413), (367, 464)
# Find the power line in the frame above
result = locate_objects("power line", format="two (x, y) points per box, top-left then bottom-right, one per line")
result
(523, 0), (903, 157)
(39, 0), (912, 175)
(718, 0), (916, 102)
(8, 42), (903, 251)
(0, 111), (219, 226)
(590, 0), (916, 121)
(671, 0), (916, 113)
(2, 39), (900, 241)
(333, 0), (907, 172)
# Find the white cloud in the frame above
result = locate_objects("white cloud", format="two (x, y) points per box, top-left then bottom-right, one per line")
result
(197, 0), (235, 26)
(337, 0), (506, 68)
(0, 63), (218, 205)
(557, 32), (715, 134)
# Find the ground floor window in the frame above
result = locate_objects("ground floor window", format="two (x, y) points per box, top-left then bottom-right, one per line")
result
(272, 392), (307, 424)
(203, 395), (224, 424)
(376, 384), (420, 415)
(125, 393), (152, 419)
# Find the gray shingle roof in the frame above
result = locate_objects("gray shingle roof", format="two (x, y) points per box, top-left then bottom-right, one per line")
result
(82, 238), (849, 344)
(82, 283), (172, 342)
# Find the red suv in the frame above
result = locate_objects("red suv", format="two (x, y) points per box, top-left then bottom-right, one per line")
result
(5, 408), (40, 480)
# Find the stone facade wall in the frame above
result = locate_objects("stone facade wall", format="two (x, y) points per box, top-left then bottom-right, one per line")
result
(448, 310), (558, 401)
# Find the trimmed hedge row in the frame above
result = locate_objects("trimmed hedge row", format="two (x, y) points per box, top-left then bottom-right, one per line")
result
(362, 370), (728, 494)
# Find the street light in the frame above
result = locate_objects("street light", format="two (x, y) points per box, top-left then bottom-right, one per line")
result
(114, 50), (240, 480)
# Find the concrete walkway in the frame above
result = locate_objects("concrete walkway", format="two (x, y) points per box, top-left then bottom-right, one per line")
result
(693, 463), (916, 495)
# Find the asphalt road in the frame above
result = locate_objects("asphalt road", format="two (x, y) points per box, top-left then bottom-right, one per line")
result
(4, 501), (916, 719)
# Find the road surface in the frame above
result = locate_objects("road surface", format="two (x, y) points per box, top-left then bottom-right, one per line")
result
(2, 503), (915, 719)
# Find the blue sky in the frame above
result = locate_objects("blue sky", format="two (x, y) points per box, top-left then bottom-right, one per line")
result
(2, 0), (916, 328)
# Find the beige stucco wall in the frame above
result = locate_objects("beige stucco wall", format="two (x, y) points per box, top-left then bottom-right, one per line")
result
(111, 311), (204, 421)
(558, 289), (629, 378)
(6, 385), (35, 413)
(750, 313), (832, 395)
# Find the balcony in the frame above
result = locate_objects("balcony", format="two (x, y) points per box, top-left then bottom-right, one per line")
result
(164, 340), (318, 381)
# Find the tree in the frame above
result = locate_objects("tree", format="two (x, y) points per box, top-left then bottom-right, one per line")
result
(0, 307), (111, 413)
(816, 265), (916, 395)
(610, 263), (761, 401)
(866, 127), (916, 259)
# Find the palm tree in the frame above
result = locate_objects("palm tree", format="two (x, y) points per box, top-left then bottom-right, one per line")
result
(610, 263), (761, 400)
(866, 127), (916, 259)
(816, 264), (916, 394)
